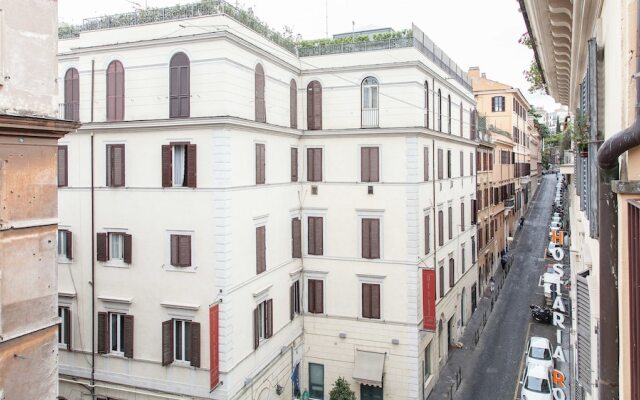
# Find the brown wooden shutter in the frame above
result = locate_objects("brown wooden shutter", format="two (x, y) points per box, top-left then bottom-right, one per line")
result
(292, 218), (301, 258)
(362, 283), (371, 318)
(186, 144), (197, 188)
(439, 266), (445, 298)
(64, 307), (72, 350)
(65, 230), (73, 260)
(161, 145), (172, 187)
(290, 284), (295, 321)
(370, 219), (380, 259)
(162, 319), (174, 365)
(460, 151), (464, 177)
(449, 259), (455, 287)
(425, 215), (430, 254)
(290, 80), (297, 128)
(179, 235), (191, 267)
(308, 216), (323, 256)
(265, 299), (273, 338)
(107, 144), (125, 187)
(256, 226), (266, 274)
(256, 143), (265, 184)
(291, 148), (298, 182)
(361, 147), (370, 182)
(315, 217), (323, 255)
(64, 68), (79, 121)
(316, 280), (324, 313)
(470, 152), (474, 175)
(460, 203), (465, 231)
(97, 312), (108, 354)
(448, 206), (453, 240)
(170, 234), (179, 266)
(107, 60), (125, 121)
(424, 147), (430, 181)
(307, 148), (322, 182)
(362, 219), (370, 258)
(255, 64), (266, 123)
(253, 307), (260, 349)
(471, 200), (477, 224)
(447, 150), (452, 178)
(58, 146), (68, 187)
(308, 280), (316, 313)
(371, 284), (380, 319)
(438, 210), (444, 246)
(123, 233), (132, 264)
(307, 81), (322, 130)
(170, 53), (190, 118)
(437, 149), (443, 180)
(189, 321), (201, 367)
(96, 233), (108, 262)
(123, 314), (134, 358)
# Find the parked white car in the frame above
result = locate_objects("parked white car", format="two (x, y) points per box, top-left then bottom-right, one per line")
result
(526, 337), (554, 372)
(520, 364), (553, 400)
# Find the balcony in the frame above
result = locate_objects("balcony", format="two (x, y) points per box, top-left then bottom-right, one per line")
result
(504, 197), (515, 209)
(58, 103), (79, 121)
(361, 108), (379, 128)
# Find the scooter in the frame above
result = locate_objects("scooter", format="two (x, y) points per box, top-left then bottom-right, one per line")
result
(530, 304), (552, 324)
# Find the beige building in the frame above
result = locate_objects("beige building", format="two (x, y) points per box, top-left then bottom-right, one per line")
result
(475, 131), (496, 296)
(0, 1), (78, 399)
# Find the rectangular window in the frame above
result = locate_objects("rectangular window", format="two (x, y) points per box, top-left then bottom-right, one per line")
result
(447, 150), (452, 178)
(438, 210), (444, 246)
(471, 236), (476, 263)
(437, 149), (443, 180)
(291, 147), (298, 182)
(106, 144), (125, 187)
(448, 206), (453, 240)
(309, 363), (324, 400)
(461, 245), (466, 274)
(308, 279), (324, 314)
(424, 147), (430, 181)
(307, 148), (322, 182)
(253, 299), (273, 348)
(58, 306), (71, 348)
(449, 259), (455, 287)
(291, 280), (301, 319)
(96, 232), (131, 264)
(459, 150), (464, 177)
(58, 145), (68, 187)
(361, 218), (380, 259)
(460, 203), (465, 232)
(424, 344), (432, 380)
(57, 229), (72, 259)
(492, 96), (505, 112)
(256, 226), (266, 274)
(99, 312), (134, 358)
(170, 234), (191, 267)
(161, 144), (196, 188)
(439, 265), (444, 298)
(173, 145), (186, 186)
(307, 216), (323, 255)
(292, 217), (302, 258)
(425, 214), (430, 255)
(362, 283), (381, 319)
(110, 313), (125, 354)
(361, 147), (379, 182)
(470, 152), (474, 176)
(174, 319), (192, 362)
(110, 233), (124, 260)
(255, 143), (265, 185)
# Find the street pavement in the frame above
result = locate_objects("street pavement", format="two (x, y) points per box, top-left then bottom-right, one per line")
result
(428, 174), (559, 400)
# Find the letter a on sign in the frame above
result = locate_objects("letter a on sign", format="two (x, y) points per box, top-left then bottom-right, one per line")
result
(552, 345), (566, 362)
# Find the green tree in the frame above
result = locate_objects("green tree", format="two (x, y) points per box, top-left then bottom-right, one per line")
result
(329, 377), (356, 400)
(555, 117), (561, 133)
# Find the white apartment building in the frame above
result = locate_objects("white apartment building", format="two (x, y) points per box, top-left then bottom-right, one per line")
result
(56, 3), (478, 400)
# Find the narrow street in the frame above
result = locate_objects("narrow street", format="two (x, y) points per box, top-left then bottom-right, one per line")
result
(453, 174), (557, 400)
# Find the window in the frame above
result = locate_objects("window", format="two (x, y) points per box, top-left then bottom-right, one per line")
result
(64, 68), (79, 121)
(424, 147), (430, 181)
(460, 103), (464, 136)
(449, 258), (455, 287)
(58, 145), (68, 187)
(58, 307), (71, 349)
(447, 150), (452, 178)
(425, 214), (430, 255)
(448, 206), (453, 240)
(170, 234), (191, 267)
(290, 280), (301, 319)
(307, 216), (323, 255)
(106, 144), (125, 187)
(255, 143), (265, 184)
(447, 95), (452, 133)
(470, 108), (477, 139)
(292, 217), (302, 258)
(307, 148), (322, 182)
(491, 96), (505, 112)
(362, 283), (381, 319)
(290, 79), (297, 128)
(308, 279), (324, 313)
(161, 319), (200, 366)
(361, 218), (380, 259)
(169, 52), (190, 118)
(437, 149), (443, 180)
(309, 363), (324, 399)
(291, 147), (298, 182)
(96, 232), (132, 264)
(361, 76), (379, 128)
(106, 60), (124, 121)
(471, 236), (476, 263)
(57, 229), (72, 259)
(253, 299), (273, 348)
(161, 143), (196, 188)
(424, 81), (430, 128)
(361, 147), (379, 182)
(255, 64), (266, 122)
(461, 245), (466, 274)
(307, 80), (322, 130)
(460, 203), (465, 232)
(471, 199), (477, 225)
(256, 226), (266, 274)
(98, 312), (134, 358)
(439, 265), (444, 298)
(437, 89), (442, 131)
(438, 210), (444, 246)
(459, 150), (464, 177)
(469, 152), (474, 176)
(424, 344), (432, 380)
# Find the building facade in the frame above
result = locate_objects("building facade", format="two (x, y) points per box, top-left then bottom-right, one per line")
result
(56, 3), (479, 400)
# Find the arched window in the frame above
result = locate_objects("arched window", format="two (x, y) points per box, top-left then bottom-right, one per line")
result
(447, 95), (452, 133)
(437, 89), (442, 132)
(424, 81), (430, 129)
(64, 68), (79, 121)
(255, 64), (266, 122)
(460, 103), (464, 136)
(169, 52), (190, 118)
(106, 60), (125, 121)
(290, 79), (297, 128)
(361, 76), (379, 128)
(307, 80), (322, 130)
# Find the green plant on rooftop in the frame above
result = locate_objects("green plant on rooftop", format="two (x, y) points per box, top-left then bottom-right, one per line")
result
(518, 32), (547, 94)
(297, 29), (412, 48)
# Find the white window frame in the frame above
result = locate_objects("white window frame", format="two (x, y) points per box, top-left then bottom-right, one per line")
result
(58, 306), (69, 347)
(164, 230), (196, 272)
(357, 274), (385, 320)
(257, 300), (267, 342)
(356, 209), (385, 260)
(57, 229), (71, 263)
(293, 279), (301, 315)
(109, 312), (125, 355)
(361, 77), (379, 110)
(109, 232), (124, 261)
(173, 319), (191, 363)
(172, 144), (187, 187)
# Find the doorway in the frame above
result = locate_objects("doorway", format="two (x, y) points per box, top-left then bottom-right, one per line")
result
(361, 385), (383, 400)
(471, 284), (477, 313)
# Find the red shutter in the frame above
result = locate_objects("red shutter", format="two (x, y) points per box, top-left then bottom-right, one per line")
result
(290, 80), (297, 128)
(422, 270), (436, 330)
(425, 215), (430, 254)
(58, 146), (68, 187)
(255, 64), (266, 123)
(64, 68), (79, 121)
(123, 314), (134, 358)
(186, 144), (197, 188)
(315, 217), (323, 255)
(65, 230), (73, 260)
(107, 144), (125, 187)
(97, 312), (108, 354)
(161, 145), (172, 187)
(308, 217), (323, 256)
(362, 283), (371, 318)
(123, 233), (132, 264)
(256, 226), (266, 274)
(64, 307), (72, 350)
(308, 279), (323, 313)
(362, 219), (371, 258)
(162, 319), (174, 365)
(209, 304), (220, 388)
(424, 147), (430, 181)
(292, 218), (301, 258)
(291, 148), (298, 182)
(265, 299), (273, 338)
(253, 307), (260, 349)
(306, 148), (322, 182)
(371, 284), (380, 319)
(308, 280), (316, 313)
(190, 321), (201, 367)
(96, 233), (108, 262)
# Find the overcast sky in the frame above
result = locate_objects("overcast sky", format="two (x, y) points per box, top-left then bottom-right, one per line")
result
(59, 0), (562, 112)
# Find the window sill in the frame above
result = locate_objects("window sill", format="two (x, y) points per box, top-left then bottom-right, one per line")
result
(163, 264), (197, 273)
(103, 261), (129, 269)
(58, 343), (69, 350)
(171, 360), (195, 368)
(58, 257), (72, 264)
(102, 352), (125, 359)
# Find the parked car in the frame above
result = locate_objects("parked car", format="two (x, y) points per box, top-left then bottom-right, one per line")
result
(520, 364), (553, 400)
(526, 337), (554, 372)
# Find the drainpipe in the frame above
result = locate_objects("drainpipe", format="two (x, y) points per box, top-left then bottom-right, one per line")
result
(595, 3), (640, 398)
(90, 59), (96, 398)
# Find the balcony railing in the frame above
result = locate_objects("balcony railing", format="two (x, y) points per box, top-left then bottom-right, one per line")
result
(504, 197), (515, 209)
(58, 103), (79, 121)
(361, 108), (379, 128)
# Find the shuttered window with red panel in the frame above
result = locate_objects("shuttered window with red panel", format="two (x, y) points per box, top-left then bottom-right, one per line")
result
(161, 319), (200, 366)
(307, 216), (323, 255)
(256, 226), (266, 274)
(169, 52), (190, 118)
(96, 232), (132, 264)
(97, 312), (134, 358)
(292, 217), (302, 258)
(307, 80), (322, 130)
(361, 283), (381, 319)
(307, 148), (322, 182)
(106, 144), (125, 187)
(58, 145), (68, 187)
(307, 279), (324, 314)
(255, 64), (266, 123)
(170, 234), (191, 267)
(161, 143), (196, 188)
(64, 68), (79, 121)
(255, 143), (266, 184)
(361, 218), (380, 259)
(422, 269), (436, 330)
(106, 60), (125, 121)
(360, 147), (379, 183)
(290, 79), (297, 128)
(252, 299), (273, 349)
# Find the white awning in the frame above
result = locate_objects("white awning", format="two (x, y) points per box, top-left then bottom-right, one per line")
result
(353, 350), (385, 387)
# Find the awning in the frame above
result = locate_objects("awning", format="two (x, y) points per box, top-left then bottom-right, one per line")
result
(353, 350), (385, 387)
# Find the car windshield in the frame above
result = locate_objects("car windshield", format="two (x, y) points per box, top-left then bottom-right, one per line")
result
(525, 376), (551, 393)
(529, 346), (551, 360)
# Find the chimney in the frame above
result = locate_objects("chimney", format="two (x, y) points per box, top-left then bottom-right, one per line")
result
(467, 66), (480, 78)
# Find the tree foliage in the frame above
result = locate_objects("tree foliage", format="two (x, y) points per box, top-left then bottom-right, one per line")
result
(329, 377), (356, 400)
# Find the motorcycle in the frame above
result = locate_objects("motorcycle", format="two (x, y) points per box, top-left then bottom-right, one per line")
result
(530, 304), (552, 324)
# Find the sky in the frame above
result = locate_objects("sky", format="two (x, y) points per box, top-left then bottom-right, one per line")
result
(58, 0), (563, 112)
